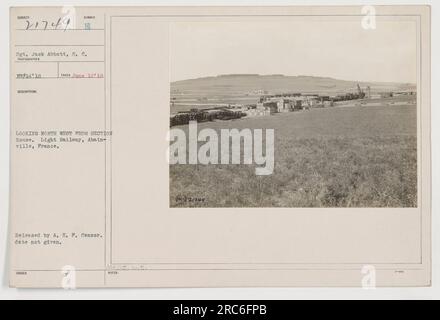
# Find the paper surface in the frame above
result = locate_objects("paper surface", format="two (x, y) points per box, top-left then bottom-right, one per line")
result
(9, 5), (431, 288)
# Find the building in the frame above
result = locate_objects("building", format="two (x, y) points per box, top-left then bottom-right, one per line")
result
(255, 101), (278, 115)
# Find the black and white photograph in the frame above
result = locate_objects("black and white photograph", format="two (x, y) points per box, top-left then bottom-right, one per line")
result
(169, 20), (418, 208)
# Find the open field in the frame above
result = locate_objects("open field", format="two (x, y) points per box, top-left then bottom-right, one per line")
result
(169, 102), (417, 208)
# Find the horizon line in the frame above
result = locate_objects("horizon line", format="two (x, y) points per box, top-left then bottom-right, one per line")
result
(170, 73), (417, 86)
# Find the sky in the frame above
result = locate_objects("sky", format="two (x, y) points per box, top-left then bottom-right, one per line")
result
(170, 19), (417, 83)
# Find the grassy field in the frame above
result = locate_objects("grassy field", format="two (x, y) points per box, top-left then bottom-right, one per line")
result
(169, 103), (417, 207)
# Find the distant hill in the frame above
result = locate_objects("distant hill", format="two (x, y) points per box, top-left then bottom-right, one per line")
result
(171, 74), (415, 95)
(170, 74), (416, 112)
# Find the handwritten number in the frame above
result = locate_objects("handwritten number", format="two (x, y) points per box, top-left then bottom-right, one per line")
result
(24, 17), (71, 31)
